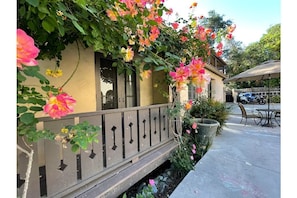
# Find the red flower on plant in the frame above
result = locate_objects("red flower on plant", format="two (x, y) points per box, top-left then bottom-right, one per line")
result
(43, 92), (76, 119)
(17, 29), (40, 69)
(225, 33), (233, 40)
(172, 22), (179, 30)
(180, 35), (188, 42)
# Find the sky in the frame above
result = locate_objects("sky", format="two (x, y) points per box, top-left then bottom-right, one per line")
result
(163, 0), (281, 46)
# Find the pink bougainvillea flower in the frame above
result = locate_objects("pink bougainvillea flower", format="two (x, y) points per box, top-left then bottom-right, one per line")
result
(172, 22), (179, 30)
(169, 62), (190, 89)
(149, 179), (155, 186)
(195, 87), (203, 93)
(186, 129), (191, 134)
(216, 42), (223, 50)
(192, 122), (197, 129)
(190, 155), (194, 160)
(154, 16), (163, 24)
(17, 29), (40, 69)
(166, 8), (173, 15)
(180, 35), (188, 42)
(182, 27), (189, 33)
(43, 92), (76, 119)
(192, 144), (196, 150)
(189, 57), (206, 74)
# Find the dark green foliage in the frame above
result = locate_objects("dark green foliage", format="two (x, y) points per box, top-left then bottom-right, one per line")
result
(189, 96), (231, 134)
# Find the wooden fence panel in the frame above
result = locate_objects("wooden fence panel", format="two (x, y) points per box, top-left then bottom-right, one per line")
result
(123, 110), (138, 159)
(138, 109), (150, 151)
(44, 118), (78, 197)
(160, 106), (170, 142)
(104, 113), (123, 167)
(79, 115), (104, 180)
(150, 108), (161, 146)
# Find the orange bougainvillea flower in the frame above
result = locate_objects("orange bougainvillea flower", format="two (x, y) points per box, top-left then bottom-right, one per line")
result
(184, 100), (193, 110)
(17, 29), (40, 69)
(106, 9), (118, 21)
(190, 2), (198, 8)
(43, 92), (76, 119)
(140, 69), (152, 79)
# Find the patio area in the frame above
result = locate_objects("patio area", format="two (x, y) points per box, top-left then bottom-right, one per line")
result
(170, 102), (280, 198)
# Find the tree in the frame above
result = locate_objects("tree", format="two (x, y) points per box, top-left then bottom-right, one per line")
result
(224, 23), (280, 89)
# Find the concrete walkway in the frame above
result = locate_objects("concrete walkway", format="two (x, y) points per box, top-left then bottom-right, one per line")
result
(170, 103), (280, 198)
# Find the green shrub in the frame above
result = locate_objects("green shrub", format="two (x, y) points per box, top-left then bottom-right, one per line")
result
(271, 95), (280, 103)
(189, 96), (231, 135)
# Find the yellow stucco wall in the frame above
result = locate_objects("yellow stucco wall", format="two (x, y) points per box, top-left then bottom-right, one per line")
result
(208, 71), (225, 102)
(139, 76), (153, 106)
(25, 43), (97, 117)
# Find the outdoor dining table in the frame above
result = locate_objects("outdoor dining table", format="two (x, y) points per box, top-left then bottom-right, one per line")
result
(256, 108), (280, 127)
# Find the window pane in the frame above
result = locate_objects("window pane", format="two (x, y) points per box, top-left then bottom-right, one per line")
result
(126, 73), (136, 107)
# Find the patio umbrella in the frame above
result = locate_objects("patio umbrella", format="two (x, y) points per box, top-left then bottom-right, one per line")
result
(224, 60), (281, 126)
(224, 60), (280, 83)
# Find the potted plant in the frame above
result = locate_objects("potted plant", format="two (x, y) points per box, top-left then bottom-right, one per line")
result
(183, 96), (227, 151)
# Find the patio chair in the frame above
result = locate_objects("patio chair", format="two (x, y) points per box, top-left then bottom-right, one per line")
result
(238, 102), (262, 125)
(273, 110), (280, 126)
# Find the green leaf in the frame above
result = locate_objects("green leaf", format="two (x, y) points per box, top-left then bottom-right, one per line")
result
(57, 25), (65, 37)
(25, 0), (39, 7)
(38, 5), (50, 14)
(20, 113), (35, 125)
(71, 144), (80, 152)
(74, 0), (87, 7)
(42, 17), (56, 33)
(17, 106), (28, 114)
(72, 21), (86, 35)
(154, 66), (166, 72)
(38, 12), (46, 20)
(19, 6), (26, 18)
(144, 57), (152, 63)
(94, 40), (104, 51)
(29, 106), (43, 112)
(17, 72), (27, 82)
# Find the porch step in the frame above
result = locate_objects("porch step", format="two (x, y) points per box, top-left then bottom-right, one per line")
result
(68, 140), (177, 198)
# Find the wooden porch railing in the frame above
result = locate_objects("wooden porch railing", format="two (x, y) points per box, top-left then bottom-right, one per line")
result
(17, 103), (179, 198)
